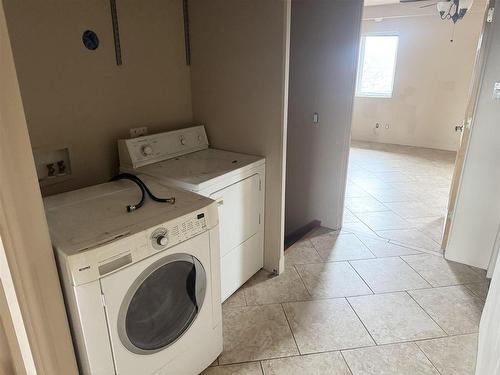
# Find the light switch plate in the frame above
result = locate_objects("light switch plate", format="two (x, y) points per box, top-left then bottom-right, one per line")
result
(493, 82), (500, 100)
(313, 112), (320, 125)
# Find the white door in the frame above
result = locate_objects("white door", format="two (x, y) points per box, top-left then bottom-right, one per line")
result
(476, 250), (500, 374)
(444, 1), (499, 269)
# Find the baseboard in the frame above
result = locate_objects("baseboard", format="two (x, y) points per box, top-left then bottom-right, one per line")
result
(284, 220), (321, 250)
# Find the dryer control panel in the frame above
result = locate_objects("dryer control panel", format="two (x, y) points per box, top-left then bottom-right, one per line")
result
(118, 125), (209, 169)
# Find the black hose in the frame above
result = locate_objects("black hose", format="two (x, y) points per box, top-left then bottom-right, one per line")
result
(111, 175), (146, 212)
(122, 173), (176, 204)
(111, 173), (176, 212)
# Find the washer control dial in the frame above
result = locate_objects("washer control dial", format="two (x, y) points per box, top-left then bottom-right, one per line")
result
(156, 235), (168, 246)
(151, 228), (168, 250)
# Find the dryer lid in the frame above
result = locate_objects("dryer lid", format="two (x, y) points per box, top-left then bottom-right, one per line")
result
(126, 148), (264, 192)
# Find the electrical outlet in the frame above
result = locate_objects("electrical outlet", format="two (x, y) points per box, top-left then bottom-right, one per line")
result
(129, 126), (148, 138)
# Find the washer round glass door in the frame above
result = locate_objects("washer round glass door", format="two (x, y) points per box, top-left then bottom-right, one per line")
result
(117, 253), (206, 354)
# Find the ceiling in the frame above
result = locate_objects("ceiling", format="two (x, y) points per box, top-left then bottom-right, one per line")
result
(364, 0), (400, 6)
(363, 0), (437, 6)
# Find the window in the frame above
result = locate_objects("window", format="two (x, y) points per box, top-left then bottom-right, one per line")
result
(356, 35), (399, 98)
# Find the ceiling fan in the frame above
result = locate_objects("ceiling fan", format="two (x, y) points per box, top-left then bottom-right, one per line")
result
(399, 0), (474, 23)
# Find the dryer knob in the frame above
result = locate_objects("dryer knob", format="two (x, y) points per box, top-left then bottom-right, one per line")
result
(156, 235), (168, 247)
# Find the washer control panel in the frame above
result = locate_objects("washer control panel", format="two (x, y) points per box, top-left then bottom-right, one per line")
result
(148, 211), (208, 252)
(62, 201), (217, 286)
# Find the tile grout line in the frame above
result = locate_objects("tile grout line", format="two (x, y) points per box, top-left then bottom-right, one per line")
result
(344, 297), (378, 347)
(279, 303), (301, 356)
(259, 360), (265, 375)
(404, 290), (450, 337)
(292, 264), (314, 300)
(350, 232), (377, 259)
(339, 351), (354, 375)
(413, 342), (444, 375)
(398, 255), (434, 289)
(346, 261), (375, 295)
(305, 238), (323, 261)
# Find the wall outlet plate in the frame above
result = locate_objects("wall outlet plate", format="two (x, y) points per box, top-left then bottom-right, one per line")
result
(130, 126), (149, 138)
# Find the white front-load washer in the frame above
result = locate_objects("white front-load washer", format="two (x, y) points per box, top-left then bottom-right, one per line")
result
(118, 126), (266, 301)
(44, 176), (222, 375)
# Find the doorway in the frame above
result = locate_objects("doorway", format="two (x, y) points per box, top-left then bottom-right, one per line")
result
(346, 0), (490, 253)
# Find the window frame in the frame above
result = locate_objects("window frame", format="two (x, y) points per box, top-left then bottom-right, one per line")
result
(356, 33), (399, 99)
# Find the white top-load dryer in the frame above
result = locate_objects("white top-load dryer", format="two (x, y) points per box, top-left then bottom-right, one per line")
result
(118, 126), (265, 301)
(44, 176), (222, 375)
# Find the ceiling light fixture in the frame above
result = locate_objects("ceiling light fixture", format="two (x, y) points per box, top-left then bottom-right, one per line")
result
(435, 0), (474, 23)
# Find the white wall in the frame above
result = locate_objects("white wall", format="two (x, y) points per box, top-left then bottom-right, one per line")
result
(446, 0), (500, 269)
(351, 4), (485, 151)
(189, 0), (290, 273)
(285, 0), (363, 236)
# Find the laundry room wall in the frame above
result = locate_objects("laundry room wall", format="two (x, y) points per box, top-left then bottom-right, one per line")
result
(188, 0), (291, 273)
(3, 0), (193, 196)
(285, 0), (363, 237)
(0, 2), (78, 372)
(351, 2), (486, 151)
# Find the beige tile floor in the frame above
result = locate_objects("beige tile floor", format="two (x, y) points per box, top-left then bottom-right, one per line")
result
(203, 143), (489, 375)
(344, 141), (457, 252)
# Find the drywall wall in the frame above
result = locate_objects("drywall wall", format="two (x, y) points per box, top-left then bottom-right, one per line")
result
(285, 0), (363, 235)
(3, 0), (192, 196)
(351, 4), (485, 151)
(446, 0), (500, 269)
(189, 0), (290, 273)
(0, 1), (78, 372)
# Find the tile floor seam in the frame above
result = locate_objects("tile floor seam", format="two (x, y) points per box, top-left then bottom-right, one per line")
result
(346, 261), (375, 295)
(404, 290), (450, 336)
(307, 236), (331, 263)
(217, 358), (286, 368)
(413, 343), (444, 375)
(344, 297), (378, 346)
(387, 240), (443, 255)
(463, 282), (489, 301)
(398, 255), (436, 287)
(279, 303), (301, 356)
(259, 360), (264, 375)
(339, 351), (355, 375)
(377, 229), (443, 253)
(292, 264), (314, 300)
(351, 233), (377, 258)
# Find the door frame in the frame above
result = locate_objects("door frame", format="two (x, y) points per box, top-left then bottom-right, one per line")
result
(442, 0), (495, 250)
(0, 276), (26, 375)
